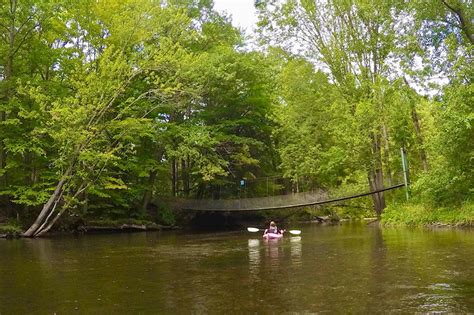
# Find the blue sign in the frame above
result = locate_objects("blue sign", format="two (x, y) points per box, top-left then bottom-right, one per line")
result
(240, 179), (245, 187)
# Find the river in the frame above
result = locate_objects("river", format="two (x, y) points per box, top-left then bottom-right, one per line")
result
(1, 223), (474, 313)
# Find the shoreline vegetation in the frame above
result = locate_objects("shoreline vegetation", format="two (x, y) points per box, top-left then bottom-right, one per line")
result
(382, 202), (474, 228)
(3, 202), (474, 239)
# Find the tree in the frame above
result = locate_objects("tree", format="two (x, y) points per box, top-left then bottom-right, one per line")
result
(21, 0), (200, 236)
(257, 0), (407, 216)
(403, 0), (473, 205)
(10, 0), (279, 235)
(0, 0), (61, 216)
(273, 54), (348, 189)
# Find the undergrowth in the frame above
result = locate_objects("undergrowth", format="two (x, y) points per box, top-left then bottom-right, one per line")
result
(382, 201), (474, 226)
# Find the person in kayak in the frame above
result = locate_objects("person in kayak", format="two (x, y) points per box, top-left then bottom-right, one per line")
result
(264, 221), (284, 235)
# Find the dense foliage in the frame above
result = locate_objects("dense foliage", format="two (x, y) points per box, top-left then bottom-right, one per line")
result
(0, 0), (471, 234)
(257, 0), (472, 222)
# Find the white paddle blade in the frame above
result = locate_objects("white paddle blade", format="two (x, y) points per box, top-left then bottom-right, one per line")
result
(247, 227), (260, 232)
(289, 230), (301, 235)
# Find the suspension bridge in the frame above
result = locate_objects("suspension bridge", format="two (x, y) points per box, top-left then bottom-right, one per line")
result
(175, 183), (405, 211)
(174, 149), (411, 212)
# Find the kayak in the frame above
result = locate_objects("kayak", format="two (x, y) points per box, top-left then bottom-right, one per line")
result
(263, 232), (284, 240)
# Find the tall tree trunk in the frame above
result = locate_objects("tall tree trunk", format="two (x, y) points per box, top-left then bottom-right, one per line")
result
(368, 169), (385, 218)
(0, 112), (6, 183)
(381, 123), (393, 186)
(197, 183), (204, 199)
(142, 170), (157, 211)
(411, 106), (428, 172)
(172, 158), (177, 197)
(404, 77), (429, 172)
(82, 190), (88, 215)
(24, 152), (32, 186)
(141, 149), (165, 211)
(181, 158), (190, 197)
(0, 111), (6, 191)
(368, 132), (386, 218)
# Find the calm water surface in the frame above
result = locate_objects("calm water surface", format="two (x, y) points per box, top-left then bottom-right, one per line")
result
(1, 223), (474, 313)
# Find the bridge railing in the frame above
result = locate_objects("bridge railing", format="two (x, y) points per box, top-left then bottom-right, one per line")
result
(176, 189), (328, 211)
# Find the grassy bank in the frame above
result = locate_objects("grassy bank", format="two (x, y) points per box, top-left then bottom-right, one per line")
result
(382, 201), (474, 227)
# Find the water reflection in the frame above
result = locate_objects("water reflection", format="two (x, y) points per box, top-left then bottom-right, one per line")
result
(248, 236), (302, 272)
(290, 236), (302, 266)
(264, 238), (282, 269)
(248, 238), (261, 277)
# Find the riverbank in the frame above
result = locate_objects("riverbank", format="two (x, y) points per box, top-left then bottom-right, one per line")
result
(381, 201), (474, 227)
(3, 203), (473, 238)
(0, 219), (179, 239)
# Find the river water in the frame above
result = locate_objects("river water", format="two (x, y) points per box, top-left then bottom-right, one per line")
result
(1, 223), (474, 313)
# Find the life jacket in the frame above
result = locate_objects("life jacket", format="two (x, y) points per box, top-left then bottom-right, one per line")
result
(268, 226), (278, 234)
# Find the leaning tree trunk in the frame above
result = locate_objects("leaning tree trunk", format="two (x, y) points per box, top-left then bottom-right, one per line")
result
(33, 181), (86, 237)
(22, 165), (72, 237)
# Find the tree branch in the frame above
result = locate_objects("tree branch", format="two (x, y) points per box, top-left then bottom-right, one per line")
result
(11, 23), (38, 57)
(440, 0), (458, 16)
(440, 0), (474, 44)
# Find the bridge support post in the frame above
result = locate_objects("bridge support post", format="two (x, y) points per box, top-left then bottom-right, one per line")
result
(400, 147), (410, 200)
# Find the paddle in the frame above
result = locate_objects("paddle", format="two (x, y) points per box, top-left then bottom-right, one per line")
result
(247, 227), (301, 235)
